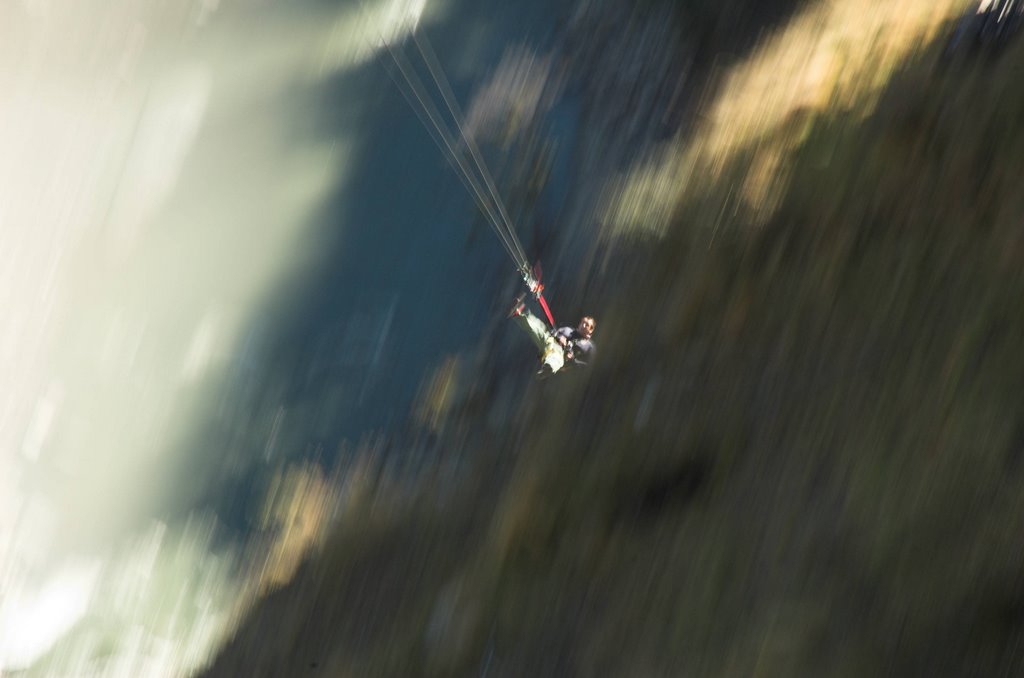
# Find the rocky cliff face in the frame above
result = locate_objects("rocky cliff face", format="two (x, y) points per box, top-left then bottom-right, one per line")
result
(201, 1), (1024, 676)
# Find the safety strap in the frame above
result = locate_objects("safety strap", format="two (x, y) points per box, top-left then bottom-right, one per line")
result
(523, 261), (557, 329)
(537, 290), (556, 328)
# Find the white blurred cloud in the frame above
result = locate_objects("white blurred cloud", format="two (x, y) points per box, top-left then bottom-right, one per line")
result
(0, 0), (434, 672)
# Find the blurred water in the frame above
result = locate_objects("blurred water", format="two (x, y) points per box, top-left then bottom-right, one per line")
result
(0, 0), (570, 674)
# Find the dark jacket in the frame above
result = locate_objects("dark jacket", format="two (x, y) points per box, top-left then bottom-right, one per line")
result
(553, 327), (595, 365)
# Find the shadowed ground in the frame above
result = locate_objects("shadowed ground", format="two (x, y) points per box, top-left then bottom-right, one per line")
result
(202, 1), (1024, 676)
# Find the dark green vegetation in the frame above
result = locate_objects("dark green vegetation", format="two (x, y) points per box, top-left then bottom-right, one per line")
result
(203, 6), (1024, 678)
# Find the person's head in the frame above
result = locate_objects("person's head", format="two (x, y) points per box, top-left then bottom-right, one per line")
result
(578, 316), (595, 339)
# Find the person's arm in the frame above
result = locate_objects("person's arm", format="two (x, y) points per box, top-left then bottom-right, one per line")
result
(571, 340), (594, 364)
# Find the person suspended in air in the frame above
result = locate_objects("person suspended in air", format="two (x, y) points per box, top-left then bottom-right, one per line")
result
(508, 293), (595, 377)
(385, 28), (594, 379)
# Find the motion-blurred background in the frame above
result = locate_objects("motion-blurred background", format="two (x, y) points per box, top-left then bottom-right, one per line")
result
(4, 0), (1022, 675)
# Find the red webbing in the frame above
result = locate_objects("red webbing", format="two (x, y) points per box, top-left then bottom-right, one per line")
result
(537, 292), (556, 328)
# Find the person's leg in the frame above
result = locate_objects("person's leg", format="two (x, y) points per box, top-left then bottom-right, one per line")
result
(512, 309), (553, 353)
(540, 339), (565, 373)
(512, 307), (565, 373)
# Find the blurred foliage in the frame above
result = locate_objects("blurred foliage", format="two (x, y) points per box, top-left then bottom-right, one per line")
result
(203, 1), (1024, 677)
(414, 356), (463, 434)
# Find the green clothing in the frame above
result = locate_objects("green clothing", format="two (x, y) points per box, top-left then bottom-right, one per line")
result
(513, 308), (565, 373)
